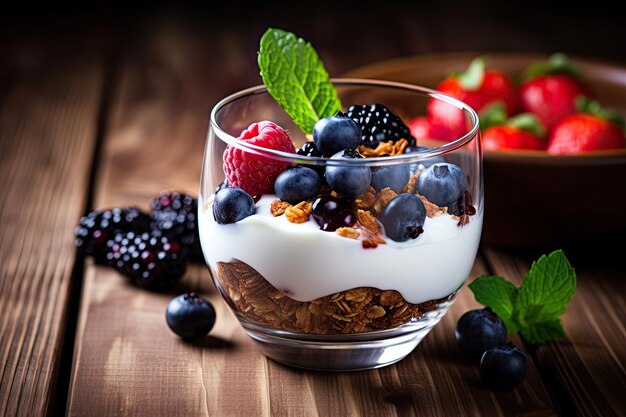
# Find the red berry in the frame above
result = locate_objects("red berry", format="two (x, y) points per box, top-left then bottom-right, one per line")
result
(520, 75), (590, 132)
(408, 116), (430, 140)
(427, 59), (517, 142)
(482, 126), (546, 151)
(547, 114), (626, 154)
(223, 121), (296, 196)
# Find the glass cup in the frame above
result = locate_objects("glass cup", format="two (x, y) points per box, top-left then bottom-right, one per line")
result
(199, 79), (482, 371)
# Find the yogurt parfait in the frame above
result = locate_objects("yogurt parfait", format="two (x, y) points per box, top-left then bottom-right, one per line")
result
(199, 29), (482, 370)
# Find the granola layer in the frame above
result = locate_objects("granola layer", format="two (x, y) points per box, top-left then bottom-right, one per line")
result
(214, 260), (451, 335)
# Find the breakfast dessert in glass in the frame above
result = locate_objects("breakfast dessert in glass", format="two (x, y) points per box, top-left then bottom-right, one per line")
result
(199, 28), (483, 370)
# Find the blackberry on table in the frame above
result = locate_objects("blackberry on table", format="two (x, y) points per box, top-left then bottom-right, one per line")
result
(106, 231), (187, 289)
(150, 191), (202, 262)
(346, 103), (416, 148)
(74, 207), (151, 263)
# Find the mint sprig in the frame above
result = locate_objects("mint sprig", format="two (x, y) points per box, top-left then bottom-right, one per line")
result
(469, 250), (576, 344)
(258, 28), (342, 134)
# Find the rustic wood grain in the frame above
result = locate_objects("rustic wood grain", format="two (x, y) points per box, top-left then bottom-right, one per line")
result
(483, 246), (626, 417)
(0, 41), (104, 416)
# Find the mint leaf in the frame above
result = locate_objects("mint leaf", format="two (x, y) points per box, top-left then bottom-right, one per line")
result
(258, 28), (342, 134)
(469, 276), (519, 332)
(521, 319), (565, 345)
(514, 250), (576, 329)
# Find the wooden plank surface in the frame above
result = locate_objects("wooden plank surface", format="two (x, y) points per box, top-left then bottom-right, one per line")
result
(0, 38), (104, 416)
(483, 246), (626, 417)
(67, 18), (556, 417)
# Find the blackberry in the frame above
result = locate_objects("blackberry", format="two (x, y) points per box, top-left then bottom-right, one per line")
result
(106, 231), (187, 289)
(75, 207), (151, 263)
(296, 142), (327, 183)
(150, 191), (202, 262)
(346, 103), (416, 148)
(296, 141), (325, 157)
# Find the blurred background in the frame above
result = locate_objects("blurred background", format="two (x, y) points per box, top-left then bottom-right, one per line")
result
(2, 0), (624, 104)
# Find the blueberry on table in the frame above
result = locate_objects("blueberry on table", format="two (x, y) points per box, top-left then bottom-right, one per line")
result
(455, 308), (508, 360)
(212, 186), (256, 224)
(274, 165), (321, 203)
(379, 193), (426, 242)
(166, 292), (216, 339)
(480, 343), (528, 390)
(325, 149), (371, 197)
(417, 163), (466, 207)
(313, 114), (361, 155)
(370, 163), (410, 193)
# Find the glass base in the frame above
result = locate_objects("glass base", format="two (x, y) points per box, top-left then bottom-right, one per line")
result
(239, 296), (456, 371)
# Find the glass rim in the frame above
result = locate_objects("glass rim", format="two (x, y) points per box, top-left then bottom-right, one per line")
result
(209, 78), (480, 167)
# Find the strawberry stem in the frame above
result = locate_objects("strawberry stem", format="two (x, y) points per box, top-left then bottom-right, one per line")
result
(524, 53), (581, 81)
(457, 57), (486, 90)
(576, 96), (626, 130)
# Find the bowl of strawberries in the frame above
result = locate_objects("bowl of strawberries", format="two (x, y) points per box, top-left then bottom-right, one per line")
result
(345, 53), (626, 245)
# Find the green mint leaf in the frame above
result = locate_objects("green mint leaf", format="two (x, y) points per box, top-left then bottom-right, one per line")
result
(520, 319), (565, 345)
(514, 250), (576, 331)
(457, 57), (486, 90)
(258, 28), (341, 134)
(469, 276), (519, 333)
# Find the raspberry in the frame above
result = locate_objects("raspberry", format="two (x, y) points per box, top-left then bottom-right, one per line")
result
(223, 121), (295, 196)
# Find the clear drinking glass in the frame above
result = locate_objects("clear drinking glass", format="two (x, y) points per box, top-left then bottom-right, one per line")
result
(199, 79), (482, 371)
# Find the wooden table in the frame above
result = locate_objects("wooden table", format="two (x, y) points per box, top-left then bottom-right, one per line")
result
(1, 6), (625, 417)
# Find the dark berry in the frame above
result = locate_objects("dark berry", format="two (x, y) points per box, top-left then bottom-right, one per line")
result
(296, 141), (325, 157)
(150, 191), (201, 261)
(455, 308), (508, 360)
(75, 207), (151, 263)
(166, 292), (216, 339)
(417, 163), (467, 207)
(311, 194), (357, 232)
(379, 193), (426, 242)
(313, 114), (361, 155)
(346, 103), (416, 148)
(480, 343), (528, 390)
(325, 149), (371, 197)
(404, 145), (446, 173)
(107, 231), (187, 289)
(212, 187), (255, 224)
(274, 165), (321, 203)
(370, 163), (410, 193)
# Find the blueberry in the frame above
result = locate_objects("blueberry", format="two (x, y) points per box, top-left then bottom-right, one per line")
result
(480, 343), (528, 390)
(404, 146), (445, 173)
(455, 308), (508, 360)
(313, 114), (361, 155)
(274, 165), (321, 203)
(166, 292), (216, 339)
(417, 163), (466, 207)
(311, 194), (357, 231)
(379, 193), (426, 242)
(371, 164), (410, 193)
(212, 187), (255, 224)
(325, 150), (371, 197)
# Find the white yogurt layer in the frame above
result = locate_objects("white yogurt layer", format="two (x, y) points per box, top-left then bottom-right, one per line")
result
(199, 194), (483, 305)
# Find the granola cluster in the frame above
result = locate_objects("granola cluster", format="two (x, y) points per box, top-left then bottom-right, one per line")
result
(215, 260), (447, 334)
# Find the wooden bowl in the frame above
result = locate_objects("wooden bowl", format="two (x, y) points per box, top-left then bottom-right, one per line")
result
(344, 53), (626, 246)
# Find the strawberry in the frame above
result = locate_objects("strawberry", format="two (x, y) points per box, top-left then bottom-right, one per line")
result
(407, 116), (430, 140)
(547, 98), (626, 154)
(427, 57), (517, 141)
(223, 121), (296, 196)
(520, 54), (592, 132)
(481, 104), (547, 151)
